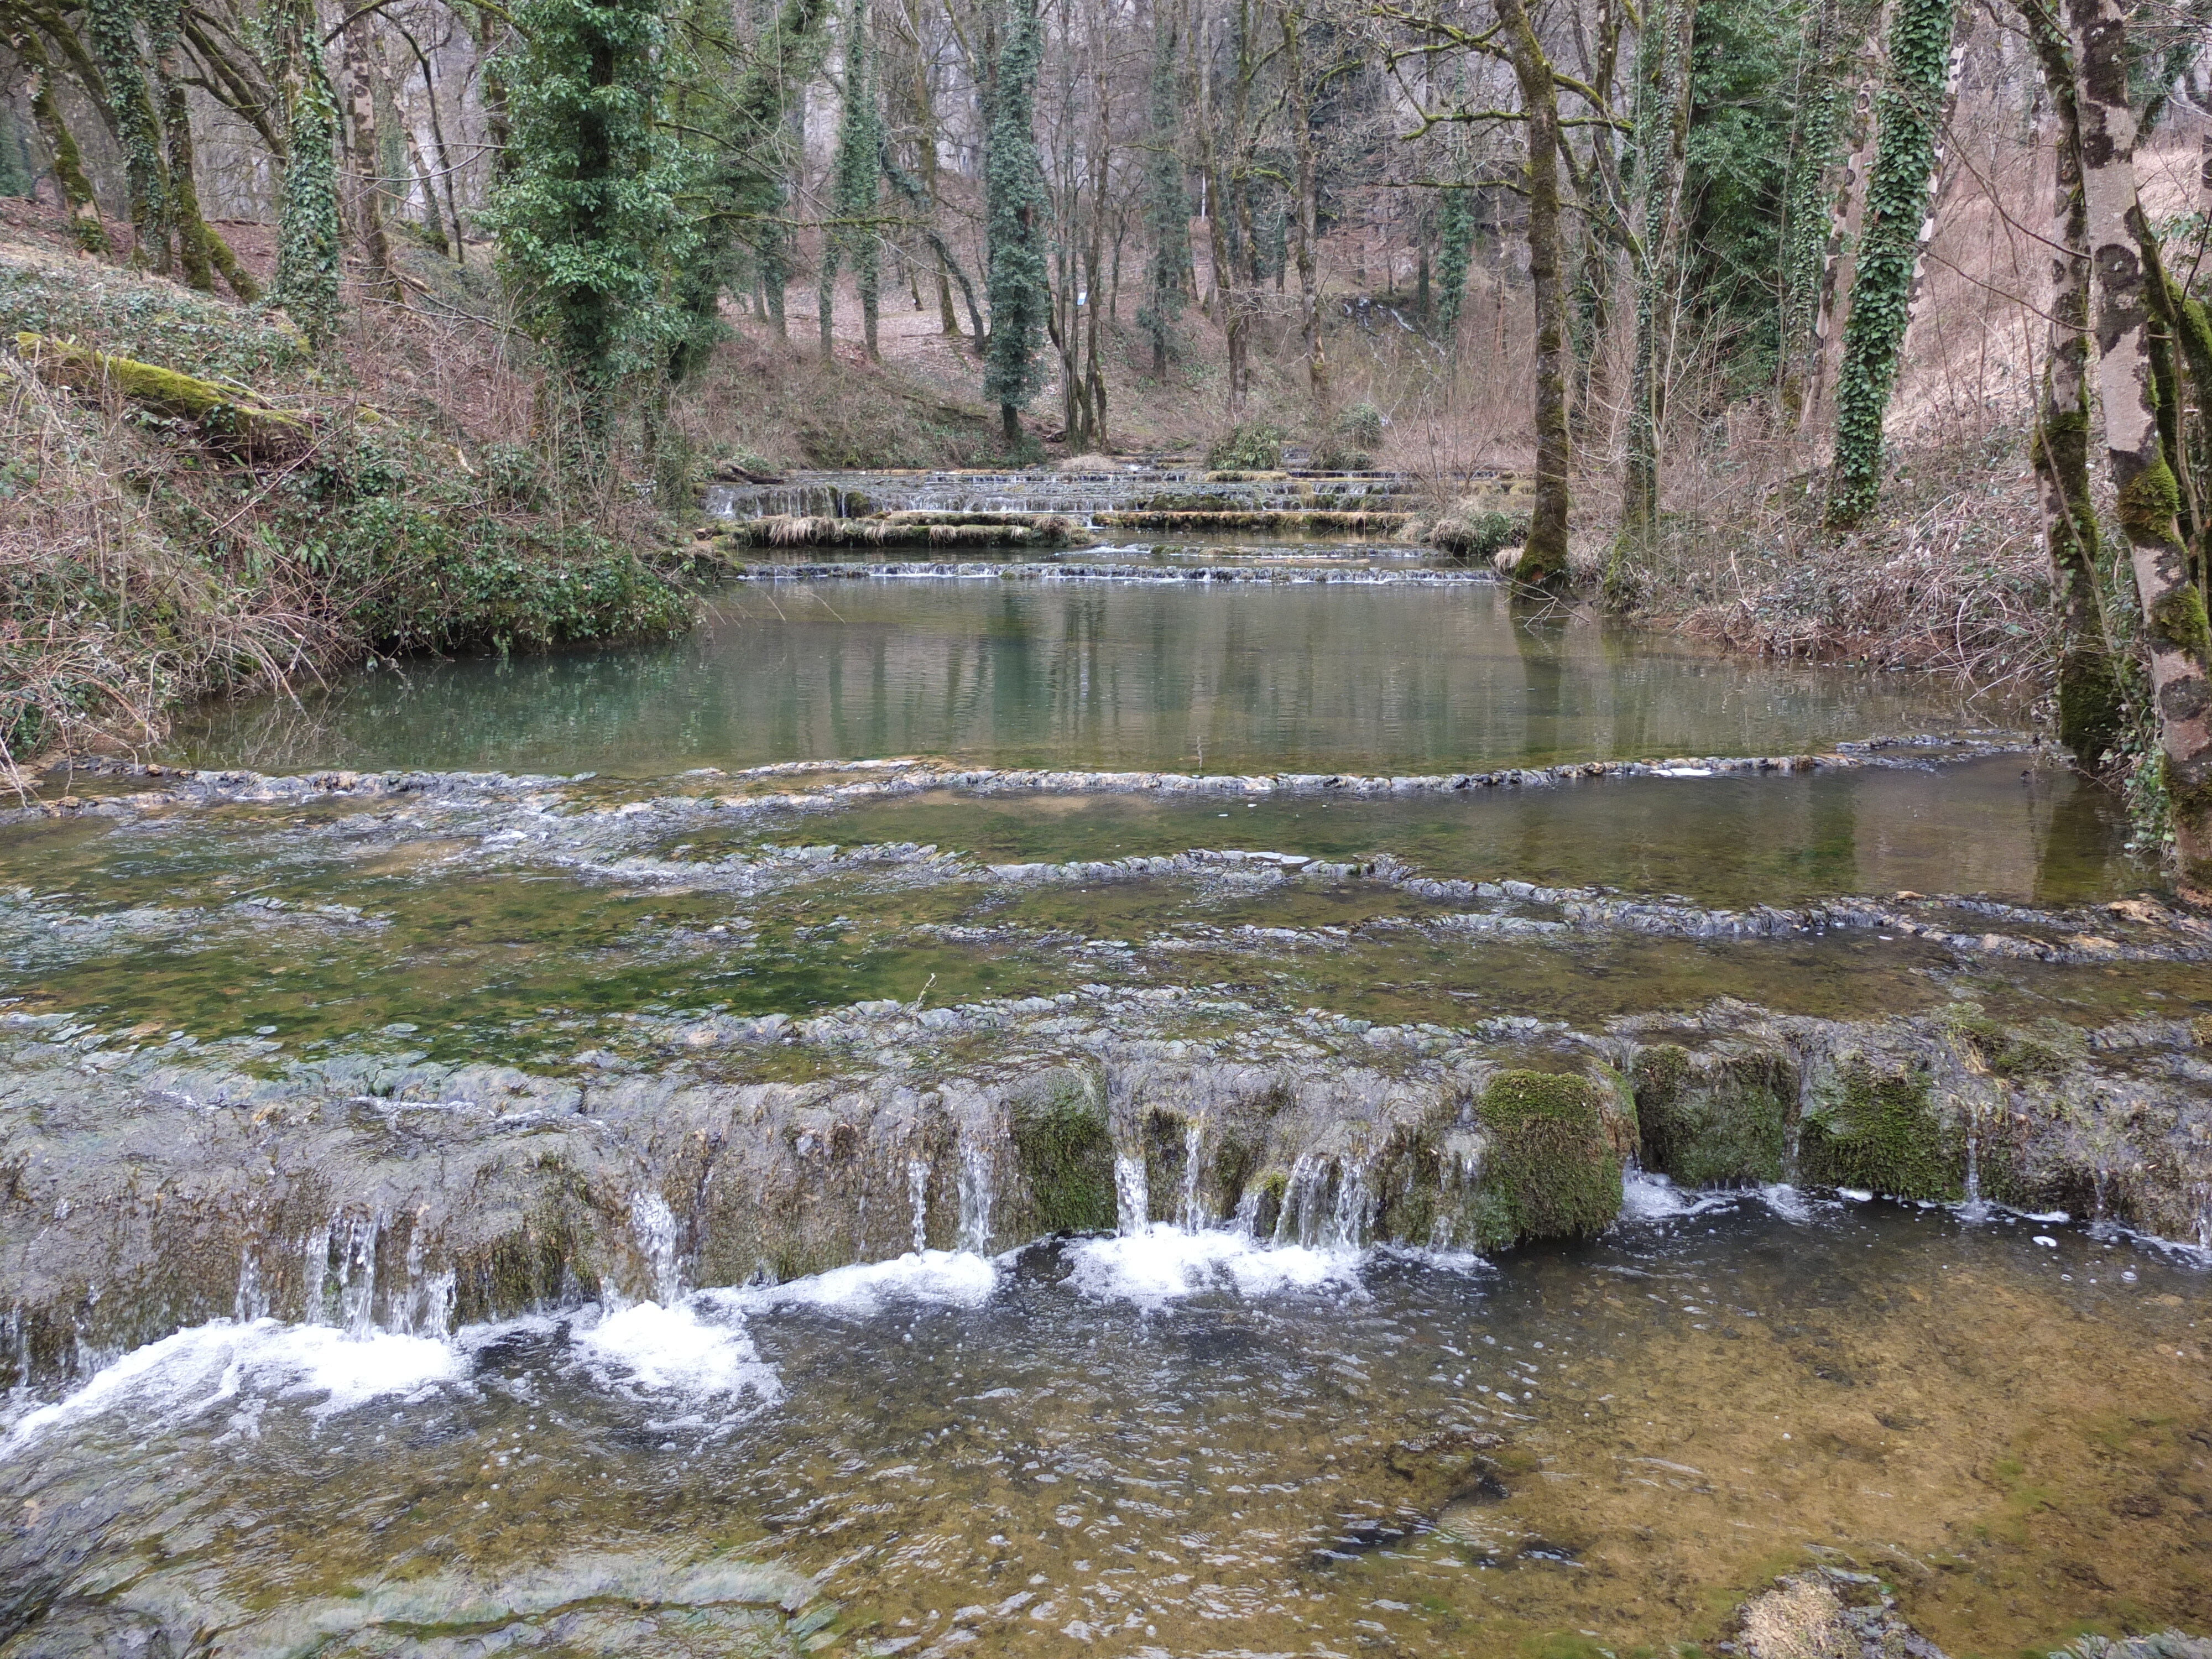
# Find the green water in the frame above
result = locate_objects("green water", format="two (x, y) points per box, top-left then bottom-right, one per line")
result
(172, 580), (2006, 778)
(7, 564), (2209, 1659)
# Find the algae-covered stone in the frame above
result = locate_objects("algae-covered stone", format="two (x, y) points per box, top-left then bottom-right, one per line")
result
(1008, 1069), (1115, 1236)
(1798, 1052), (1963, 1199)
(1632, 1040), (1792, 1188)
(1463, 1068), (1629, 1248)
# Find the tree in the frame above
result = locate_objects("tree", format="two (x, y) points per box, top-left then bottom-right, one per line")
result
(1824, 0), (1954, 527)
(821, 0), (883, 361)
(2068, 0), (2212, 890)
(983, 0), (1050, 446)
(488, 0), (677, 440)
(271, 0), (345, 349)
(1137, 6), (1188, 378)
(2017, 0), (2124, 767)
(1494, 0), (1570, 583)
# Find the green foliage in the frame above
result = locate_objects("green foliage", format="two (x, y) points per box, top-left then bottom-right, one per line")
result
(487, 0), (679, 420)
(982, 0), (1050, 429)
(1204, 421), (1285, 471)
(1434, 185), (1474, 334)
(0, 264), (310, 384)
(1136, 18), (1188, 374)
(276, 53), (344, 349)
(1335, 400), (1384, 449)
(1425, 502), (1528, 561)
(1679, 0), (1820, 387)
(1827, 0), (1954, 526)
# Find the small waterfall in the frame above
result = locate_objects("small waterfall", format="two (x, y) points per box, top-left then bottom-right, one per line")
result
(1960, 1118), (1986, 1219)
(233, 1247), (268, 1324)
(630, 1191), (684, 1306)
(1178, 1119), (1208, 1231)
(1233, 1185), (1263, 1238)
(1115, 1154), (1151, 1235)
(956, 1133), (995, 1255)
(302, 1222), (328, 1322)
(1327, 1158), (1371, 1250)
(2194, 1182), (2211, 1250)
(336, 1217), (380, 1338)
(907, 1156), (931, 1255)
(390, 1223), (455, 1338)
(1272, 1154), (1322, 1246)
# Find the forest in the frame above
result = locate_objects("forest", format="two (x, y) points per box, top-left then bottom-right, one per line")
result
(1, 0), (2210, 869)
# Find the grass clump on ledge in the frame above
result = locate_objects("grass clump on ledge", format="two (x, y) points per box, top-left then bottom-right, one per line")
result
(0, 251), (698, 774)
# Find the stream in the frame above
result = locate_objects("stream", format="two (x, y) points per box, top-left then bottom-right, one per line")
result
(2, 471), (2206, 1657)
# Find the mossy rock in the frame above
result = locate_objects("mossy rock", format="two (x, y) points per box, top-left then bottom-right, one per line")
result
(1008, 1071), (1115, 1236)
(1798, 1055), (1961, 1199)
(1633, 1041), (1792, 1188)
(1464, 1069), (1626, 1249)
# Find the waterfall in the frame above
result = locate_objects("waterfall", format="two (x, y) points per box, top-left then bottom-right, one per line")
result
(1960, 1118), (1986, 1219)
(956, 1133), (995, 1255)
(1178, 1119), (1208, 1231)
(1327, 1157), (1371, 1250)
(907, 1156), (931, 1255)
(233, 1247), (268, 1324)
(1115, 1154), (1150, 1235)
(630, 1191), (684, 1306)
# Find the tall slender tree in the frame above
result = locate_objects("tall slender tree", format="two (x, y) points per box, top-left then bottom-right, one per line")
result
(983, 0), (1050, 446)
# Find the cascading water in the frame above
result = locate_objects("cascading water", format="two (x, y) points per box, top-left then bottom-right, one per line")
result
(629, 1191), (684, 1307)
(1178, 1119), (1208, 1231)
(907, 1156), (931, 1255)
(1115, 1153), (1150, 1235)
(956, 1133), (996, 1255)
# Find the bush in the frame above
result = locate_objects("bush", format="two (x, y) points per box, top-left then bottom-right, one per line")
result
(1426, 502), (1528, 561)
(1335, 400), (1385, 449)
(1204, 421), (1285, 472)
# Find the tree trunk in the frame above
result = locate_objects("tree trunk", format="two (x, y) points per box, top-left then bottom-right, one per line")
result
(1620, 0), (1694, 550)
(1797, 15), (1885, 440)
(1281, 3), (1325, 404)
(2018, 0), (2122, 765)
(1498, 0), (1571, 585)
(85, 0), (172, 271)
(2067, 0), (2212, 891)
(337, 7), (402, 302)
(19, 35), (108, 253)
(1825, 0), (1956, 527)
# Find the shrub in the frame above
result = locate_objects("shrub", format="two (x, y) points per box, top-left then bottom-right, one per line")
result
(1204, 421), (1285, 472)
(1426, 501), (1528, 561)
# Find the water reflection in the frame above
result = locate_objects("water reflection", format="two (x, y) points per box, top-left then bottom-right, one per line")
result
(174, 580), (2006, 777)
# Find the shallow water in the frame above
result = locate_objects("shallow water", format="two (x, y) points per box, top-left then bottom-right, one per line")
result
(9, 560), (2210, 1657)
(171, 580), (2005, 778)
(4, 1198), (2204, 1656)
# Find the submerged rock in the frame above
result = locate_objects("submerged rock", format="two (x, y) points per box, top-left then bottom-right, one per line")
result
(1725, 1568), (1948, 1657)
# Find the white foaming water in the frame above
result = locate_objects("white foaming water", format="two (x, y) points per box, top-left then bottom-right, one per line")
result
(1066, 1223), (1361, 1308)
(1, 1318), (465, 1452)
(712, 1249), (1000, 1318)
(569, 1300), (780, 1409)
(1617, 1170), (1736, 1222)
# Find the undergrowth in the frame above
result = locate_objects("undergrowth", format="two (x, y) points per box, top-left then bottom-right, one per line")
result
(0, 251), (697, 775)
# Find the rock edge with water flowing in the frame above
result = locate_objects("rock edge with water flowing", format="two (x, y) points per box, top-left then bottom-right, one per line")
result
(3, 987), (2207, 1391)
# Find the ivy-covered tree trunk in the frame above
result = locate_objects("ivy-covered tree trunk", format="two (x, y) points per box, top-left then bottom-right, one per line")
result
(1823, 0), (1954, 528)
(1434, 182), (1473, 339)
(2017, 0), (2122, 765)
(982, 0), (1049, 447)
(1796, 13), (1883, 437)
(274, 5), (345, 351)
(85, 0), (170, 270)
(825, 0), (881, 361)
(1620, 0), (1694, 549)
(489, 0), (674, 444)
(2067, 0), (2212, 892)
(1137, 9), (1187, 380)
(1497, 0), (1570, 586)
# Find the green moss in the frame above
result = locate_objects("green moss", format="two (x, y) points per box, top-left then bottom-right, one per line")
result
(1797, 1057), (1959, 1198)
(1467, 1070), (1624, 1248)
(2150, 583), (2211, 661)
(1632, 1044), (1790, 1188)
(1009, 1073), (1114, 1235)
(2117, 461), (2184, 547)
(2056, 644), (2127, 764)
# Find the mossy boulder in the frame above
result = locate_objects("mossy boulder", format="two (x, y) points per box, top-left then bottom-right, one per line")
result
(1797, 1053), (1962, 1198)
(1632, 1041), (1792, 1188)
(1008, 1071), (1115, 1236)
(1462, 1069), (1630, 1249)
